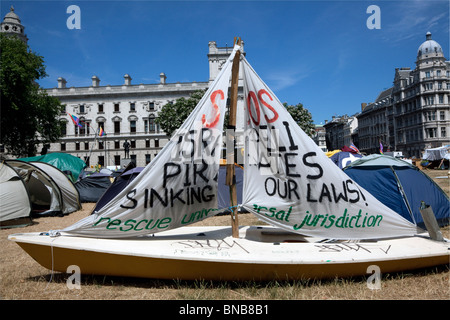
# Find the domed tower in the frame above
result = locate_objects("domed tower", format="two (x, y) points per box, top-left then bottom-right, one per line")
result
(1, 6), (28, 44)
(416, 32), (445, 69)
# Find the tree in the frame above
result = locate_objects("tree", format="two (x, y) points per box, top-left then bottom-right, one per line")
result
(284, 102), (315, 137)
(0, 34), (63, 157)
(156, 89), (206, 137)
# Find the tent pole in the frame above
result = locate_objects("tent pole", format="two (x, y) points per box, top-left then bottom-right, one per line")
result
(226, 37), (241, 238)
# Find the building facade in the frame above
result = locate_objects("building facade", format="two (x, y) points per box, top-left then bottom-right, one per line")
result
(45, 41), (246, 168)
(323, 114), (359, 151)
(355, 32), (449, 157)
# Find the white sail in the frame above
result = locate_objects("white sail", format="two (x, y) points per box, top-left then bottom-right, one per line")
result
(240, 55), (419, 239)
(60, 45), (241, 238)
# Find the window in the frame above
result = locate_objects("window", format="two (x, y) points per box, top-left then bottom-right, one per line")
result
(427, 128), (437, 138)
(149, 102), (155, 110)
(98, 156), (104, 167)
(115, 141), (120, 149)
(146, 140), (150, 148)
(60, 121), (67, 136)
(425, 96), (434, 105)
(439, 95), (444, 104)
(441, 127), (446, 138)
(130, 120), (136, 133)
(98, 104), (104, 113)
(99, 141), (104, 150)
(131, 140), (136, 148)
(425, 71), (430, 78)
(130, 102), (135, 111)
(144, 119), (148, 133)
(155, 139), (159, 148)
(60, 143), (66, 151)
(146, 154), (151, 164)
(114, 121), (120, 134)
(114, 155), (120, 166)
(84, 142), (89, 150)
(98, 122), (104, 130)
(149, 116), (155, 133)
(79, 104), (85, 113)
(114, 103), (120, 112)
(440, 111), (445, 120)
(437, 70), (441, 77)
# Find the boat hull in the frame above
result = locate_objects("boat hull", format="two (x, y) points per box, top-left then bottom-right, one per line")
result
(8, 226), (450, 281)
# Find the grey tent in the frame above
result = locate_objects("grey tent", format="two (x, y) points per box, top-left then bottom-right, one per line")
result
(0, 162), (32, 228)
(6, 160), (81, 217)
(75, 172), (112, 202)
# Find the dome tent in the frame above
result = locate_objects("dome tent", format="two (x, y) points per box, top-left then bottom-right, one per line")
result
(18, 153), (87, 182)
(0, 162), (32, 228)
(5, 160), (81, 217)
(343, 154), (449, 228)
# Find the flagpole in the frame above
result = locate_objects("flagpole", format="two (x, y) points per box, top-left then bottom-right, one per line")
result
(226, 37), (241, 238)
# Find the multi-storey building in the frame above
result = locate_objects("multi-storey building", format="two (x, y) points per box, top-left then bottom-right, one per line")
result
(358, 87), (393, 154)
(356, 32), (449, 157)
(47, 41), (245, 168)
(323, 114), (359, 151)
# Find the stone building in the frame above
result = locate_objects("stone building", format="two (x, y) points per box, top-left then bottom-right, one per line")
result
(357, 32), (450, 157)
(0, 6), (27, 43)
(323, 114), (359, 151)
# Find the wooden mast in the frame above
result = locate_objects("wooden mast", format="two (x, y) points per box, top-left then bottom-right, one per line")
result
(226, 37), (241, 238)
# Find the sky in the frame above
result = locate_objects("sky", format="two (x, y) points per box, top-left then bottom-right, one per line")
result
(2, 0), (449, 124)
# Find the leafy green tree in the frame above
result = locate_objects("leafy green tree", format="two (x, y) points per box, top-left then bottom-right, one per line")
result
(156, 89), (206, 137)
(0, 34), (63, 157)
(283, 102), (315, 137)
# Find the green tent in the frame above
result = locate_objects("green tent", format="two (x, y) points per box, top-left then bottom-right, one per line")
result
(18, 153), (86, 182)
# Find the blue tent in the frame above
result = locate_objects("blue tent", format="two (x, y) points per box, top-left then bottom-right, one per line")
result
(330, 151), (362, 169)
(343, 154), (449, 228)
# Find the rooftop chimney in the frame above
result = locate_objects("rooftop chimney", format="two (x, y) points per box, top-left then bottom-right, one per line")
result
(57, 77), (67, 89)
(361, 103), (367, 111)
(124, 74), (132, 86)
(160, 72), (167, 84)
(92, 75), (100, 87)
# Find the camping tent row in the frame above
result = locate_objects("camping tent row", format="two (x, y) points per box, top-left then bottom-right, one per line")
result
(0, 160), (81, 229)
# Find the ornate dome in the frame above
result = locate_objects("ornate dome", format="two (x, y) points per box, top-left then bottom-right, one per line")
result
(3, 6), (21, 24)
(417, 32), (443, 57)
(1, 6), (27, 43)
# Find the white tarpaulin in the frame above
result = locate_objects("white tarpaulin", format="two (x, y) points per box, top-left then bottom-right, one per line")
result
(61, 45), (240, 238)
(240, 56), (419, 239)
(423, 145), (450, 161)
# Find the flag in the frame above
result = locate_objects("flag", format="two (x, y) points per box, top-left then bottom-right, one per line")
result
(379, 142), (384, 154)
(69, 113), (83, 128)
(99, 127), (106, 137)
(349, 143), (359, 153)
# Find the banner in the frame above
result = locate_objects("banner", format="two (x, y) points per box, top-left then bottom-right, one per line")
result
(240, 56), (419, 239)
(61, 45), (240, 238)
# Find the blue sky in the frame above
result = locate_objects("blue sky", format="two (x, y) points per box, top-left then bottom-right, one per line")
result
(3, 0), (449, 124)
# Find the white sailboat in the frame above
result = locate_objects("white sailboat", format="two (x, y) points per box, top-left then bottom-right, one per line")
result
(9, 40), (449, 281)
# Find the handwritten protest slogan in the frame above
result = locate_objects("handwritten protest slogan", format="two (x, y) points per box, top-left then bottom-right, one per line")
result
(62, 46), (241, 238)
(240, 56), (417, 239)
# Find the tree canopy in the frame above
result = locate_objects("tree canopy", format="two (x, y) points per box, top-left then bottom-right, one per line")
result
(0, 34), (63, 157)
(156, 88), (315, 139)
(155, 89), (206, 137)
(283, 102), (315, 137)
